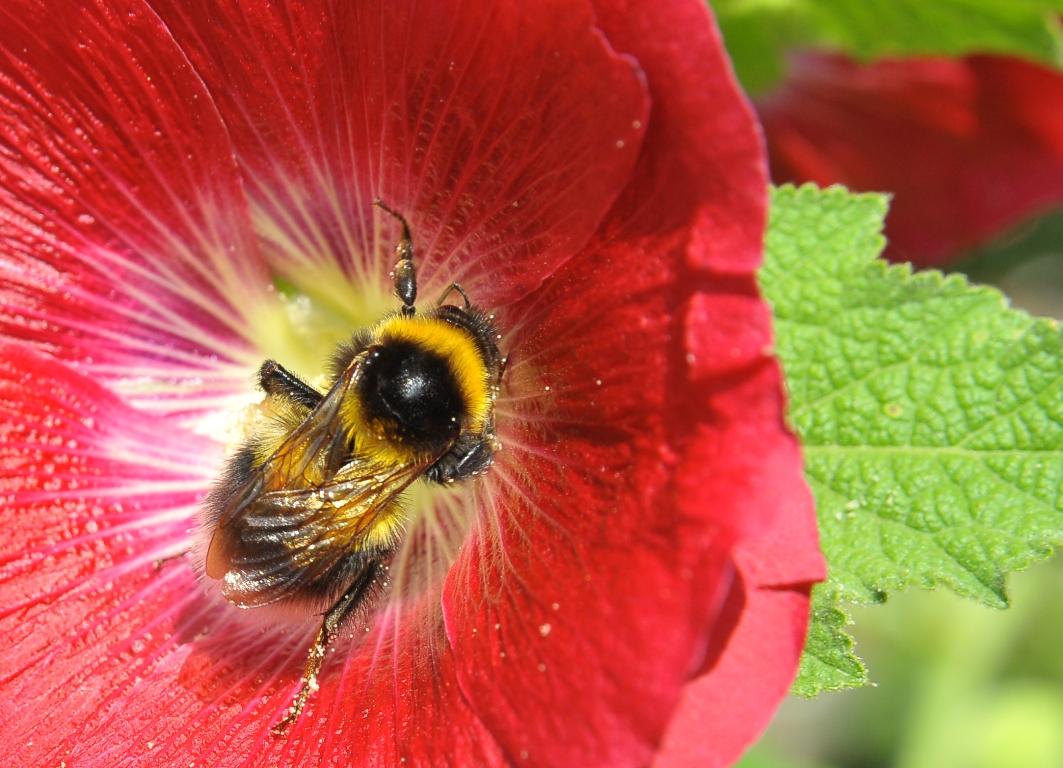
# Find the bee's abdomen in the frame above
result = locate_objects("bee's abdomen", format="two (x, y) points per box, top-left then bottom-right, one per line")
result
(361, 340), (464, 450)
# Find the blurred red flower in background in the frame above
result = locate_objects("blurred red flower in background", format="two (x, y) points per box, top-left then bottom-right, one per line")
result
(0, 0), (823, 766)
(758, 52), (1063, 267)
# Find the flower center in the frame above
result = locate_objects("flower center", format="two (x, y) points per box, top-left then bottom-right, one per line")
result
(268, 272), (394, 380)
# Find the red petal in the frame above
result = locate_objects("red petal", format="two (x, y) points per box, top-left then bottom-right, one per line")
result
(69, 612), (511, 767)
(0, 346), (217, 763)
(0, 0), (273, 413)
(758, 53), (1063, 266)
(446, 249), (741, 768)
(654, 582), (814, 768)
(1, 1), (821, 764)
(150, 0), (650, 309)
(653, 415), (823, 768)
(685, 293), (774, 380)
(589, 0), (767, 276)
(310, 619), (509, 768)
(442, 1), (819, 766)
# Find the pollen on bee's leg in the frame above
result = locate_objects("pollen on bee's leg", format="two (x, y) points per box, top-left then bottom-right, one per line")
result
(272, 563), (382, 736)
(271, 625), (330, 737)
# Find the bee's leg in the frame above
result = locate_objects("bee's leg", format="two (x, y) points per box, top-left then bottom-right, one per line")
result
(436, 282), (471, 309)
(271, 561), (382, 736)
(152, 551), (186, 570)
(258, 360), (323, 410)
(374, 200), (417, 314)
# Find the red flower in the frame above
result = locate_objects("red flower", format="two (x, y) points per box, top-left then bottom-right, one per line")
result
(0, 1), (824, 766)
(758, 52), (1063, 267)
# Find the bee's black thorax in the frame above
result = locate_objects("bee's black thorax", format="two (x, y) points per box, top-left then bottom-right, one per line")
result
(360, 340), (464, 451)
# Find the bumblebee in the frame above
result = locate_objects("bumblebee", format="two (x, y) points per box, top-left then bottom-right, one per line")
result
(203, 202), (503, 734)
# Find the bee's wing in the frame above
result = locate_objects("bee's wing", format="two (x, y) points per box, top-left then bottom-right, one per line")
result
(213, 356), (367, 534)
(209, 459), (432, 607)
(205, 355), (442, 608)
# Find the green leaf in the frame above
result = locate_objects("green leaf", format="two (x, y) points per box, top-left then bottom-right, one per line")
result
(805, 0), (1063, 61)
(712, 1), (820, 96)
(711, 0), (1063, 95)
(791, 584), (868, 696)
(761, 184), (1063, 695)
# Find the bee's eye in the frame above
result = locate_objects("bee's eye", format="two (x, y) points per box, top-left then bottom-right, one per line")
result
(364, 341), (463, 446)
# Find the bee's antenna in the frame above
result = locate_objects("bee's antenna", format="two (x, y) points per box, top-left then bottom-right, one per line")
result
(374, 200), (416, 315)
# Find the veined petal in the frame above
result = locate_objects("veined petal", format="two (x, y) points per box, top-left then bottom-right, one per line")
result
(654, 582), (814, 768)
(0, 345), (217, 763)
(0, 0), (278, 415)
(445, 242), (739, 768)
(151, 0), (650, 317)
(292, 615), (509, 768)
(74, 609), (511, 767)
(441, 1), (821, 765)
(758, 53), (1063, 266)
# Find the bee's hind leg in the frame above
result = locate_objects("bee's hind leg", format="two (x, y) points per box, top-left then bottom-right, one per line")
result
(271, 561), (383, 736)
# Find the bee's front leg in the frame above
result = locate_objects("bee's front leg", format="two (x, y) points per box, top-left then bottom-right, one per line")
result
(258, 360), (324, 410)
